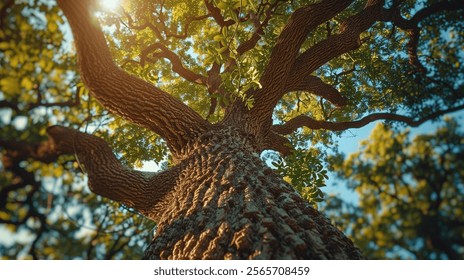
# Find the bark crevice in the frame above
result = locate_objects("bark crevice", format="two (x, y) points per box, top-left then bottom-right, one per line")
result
(143, 127), (363, 259)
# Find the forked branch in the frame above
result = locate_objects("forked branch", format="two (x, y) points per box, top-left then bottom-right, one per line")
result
(256, 0), (354, 101)
(224, 0), (355, 134)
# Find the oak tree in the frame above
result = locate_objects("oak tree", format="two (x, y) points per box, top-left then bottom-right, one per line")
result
(1, 0), (463, 259)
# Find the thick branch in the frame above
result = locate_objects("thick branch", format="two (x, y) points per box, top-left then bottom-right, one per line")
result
(46, 125), (180, 222)
(289, 0), (384, 84)
(273, 104), (464, 135)
(257, 0), (354, 99)
(284, 76), (347, 107)
(56, 0), (211, 153)
(224, 0), (355, 137)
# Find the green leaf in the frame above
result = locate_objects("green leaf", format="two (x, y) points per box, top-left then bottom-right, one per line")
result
(20, 77), (34, 90)
(0, 41), (9, 50)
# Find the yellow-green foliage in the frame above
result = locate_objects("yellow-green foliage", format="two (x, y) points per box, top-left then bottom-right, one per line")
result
(326, 119), (464, 259)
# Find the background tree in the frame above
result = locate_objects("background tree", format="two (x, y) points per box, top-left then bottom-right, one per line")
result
(325, 118), (464, 259)
(0, 0), (463, 259)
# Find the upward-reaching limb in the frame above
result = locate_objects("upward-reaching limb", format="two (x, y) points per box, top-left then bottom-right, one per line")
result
(56, 0), (211, 154)
(245, 0), (356, 125)
(222, 0), (358, 138)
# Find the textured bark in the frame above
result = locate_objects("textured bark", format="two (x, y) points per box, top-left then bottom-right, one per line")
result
(46, 125), (363, 259)
(223, 0), (356, 140)
(47, 126), (179, 221)
(56, 0), (211, 154)
(142, 127), (362, 259)
(3, 0), (463, 260)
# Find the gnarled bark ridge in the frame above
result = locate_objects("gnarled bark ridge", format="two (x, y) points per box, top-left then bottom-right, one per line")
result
(143, 127), (361, 259)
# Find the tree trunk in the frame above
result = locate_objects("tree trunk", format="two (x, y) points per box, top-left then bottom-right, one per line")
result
(48, 125), (362, 259)
(50, 0), (364, 260)
(142, 127), (362, 259)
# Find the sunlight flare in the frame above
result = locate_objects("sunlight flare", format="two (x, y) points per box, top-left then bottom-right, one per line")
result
(99, 0), (121, 11)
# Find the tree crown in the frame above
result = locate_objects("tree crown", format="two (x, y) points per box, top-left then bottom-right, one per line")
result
(0, 0), (463, 259)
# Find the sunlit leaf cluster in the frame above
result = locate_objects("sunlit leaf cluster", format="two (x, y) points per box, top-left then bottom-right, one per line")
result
(271, 147), (327, 205)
